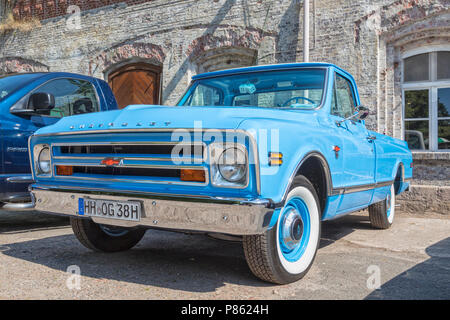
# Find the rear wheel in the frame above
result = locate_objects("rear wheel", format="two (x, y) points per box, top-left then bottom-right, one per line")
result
(70, 217), (146, 252)
(368, 184), (395, 229)
(243, 176), (321, 284)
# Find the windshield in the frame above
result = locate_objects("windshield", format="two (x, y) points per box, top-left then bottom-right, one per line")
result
(0, 73), (43, 102)
(180, 68), (326, 109)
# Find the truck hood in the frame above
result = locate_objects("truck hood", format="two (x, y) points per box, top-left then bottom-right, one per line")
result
(34, 105), (317, 135)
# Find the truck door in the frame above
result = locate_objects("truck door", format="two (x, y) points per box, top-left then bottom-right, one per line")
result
(330, 72), (376, 212)
(0, 100), (44, 201)
(1, 113), (39, 175)
(3, 77), (102, 177)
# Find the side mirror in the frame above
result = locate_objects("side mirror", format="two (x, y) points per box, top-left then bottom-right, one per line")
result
(28, 92), (55, 114)
(335, 105), (370, 127)
(355, 105), (369, 121)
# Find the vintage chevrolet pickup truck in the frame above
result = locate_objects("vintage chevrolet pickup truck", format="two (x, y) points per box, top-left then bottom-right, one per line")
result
(29, 63), (412, 284)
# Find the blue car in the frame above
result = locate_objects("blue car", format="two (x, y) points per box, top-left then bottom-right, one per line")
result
(29, 63), (412, 284)
(0, 72), (118, 210)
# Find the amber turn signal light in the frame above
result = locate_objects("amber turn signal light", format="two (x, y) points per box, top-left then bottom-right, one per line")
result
(180, 169), (206, 182)
(269, 152), (283, 166)
(269, 152), (283, 159)
(56, 165), (74, 176)
(269, 159), (283, 166)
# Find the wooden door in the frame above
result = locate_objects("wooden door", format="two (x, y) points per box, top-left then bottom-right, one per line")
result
(108, 63), (161, 109)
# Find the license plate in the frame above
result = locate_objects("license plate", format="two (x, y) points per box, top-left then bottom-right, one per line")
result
(78, 198), (141, 222)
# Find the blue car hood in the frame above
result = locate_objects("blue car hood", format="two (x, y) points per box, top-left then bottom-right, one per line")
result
(34, 105), (316, 135)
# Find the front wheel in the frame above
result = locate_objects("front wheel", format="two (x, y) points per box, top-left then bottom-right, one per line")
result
(70, 217), (146, 252)
(243, 176), (321, 284)
(368, 184), (396, 229)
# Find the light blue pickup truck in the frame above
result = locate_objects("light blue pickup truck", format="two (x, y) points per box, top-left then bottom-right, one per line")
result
(29, 63), (412, 284)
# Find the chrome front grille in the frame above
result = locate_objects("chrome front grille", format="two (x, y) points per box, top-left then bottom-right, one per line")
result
(59, 143), (205, 159)
(50, 141), (208, 186)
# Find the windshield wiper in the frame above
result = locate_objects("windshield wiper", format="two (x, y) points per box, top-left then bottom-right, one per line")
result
(276, 103), (317, 109)
(234, 105), (258, 108)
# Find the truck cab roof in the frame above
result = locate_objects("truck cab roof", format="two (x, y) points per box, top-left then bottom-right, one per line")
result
(192, 62), (354, 81)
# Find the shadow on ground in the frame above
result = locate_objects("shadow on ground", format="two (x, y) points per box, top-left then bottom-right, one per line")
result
(1, 230), (268, 292)
(0, 213), (373, 293)
(1, 211), (448, 297)
(0, 210), (69, 233)
(320, 213), (374, 248)
(365, 237), (450, 300)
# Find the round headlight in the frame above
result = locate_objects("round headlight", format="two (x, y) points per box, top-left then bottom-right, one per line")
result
(218, 148), (247, 182)
(38, 147), (51, 174)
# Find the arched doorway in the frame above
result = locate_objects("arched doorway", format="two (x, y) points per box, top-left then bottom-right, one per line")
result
(108, 63), (162, 109)
(192, 47), (257, 74)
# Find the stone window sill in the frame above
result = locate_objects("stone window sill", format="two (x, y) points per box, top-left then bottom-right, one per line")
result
(412, 151), (450, 160)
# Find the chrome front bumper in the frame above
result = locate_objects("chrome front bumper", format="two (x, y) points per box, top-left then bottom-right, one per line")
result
(31, 187), (275, 235)
(1, 202), (35, 211)
(0, 175), (35, 211)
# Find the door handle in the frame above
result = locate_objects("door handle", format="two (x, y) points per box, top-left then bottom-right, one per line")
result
(366, 135), (377, 142)
(335, 120), (347, 128)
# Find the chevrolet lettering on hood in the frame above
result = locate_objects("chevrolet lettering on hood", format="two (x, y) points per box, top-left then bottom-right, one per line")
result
(29, 63), (413, 284)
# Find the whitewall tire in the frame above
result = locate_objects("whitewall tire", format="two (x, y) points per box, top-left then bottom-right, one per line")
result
(369, 184), (396, 229)
(243, 175), (321, 284)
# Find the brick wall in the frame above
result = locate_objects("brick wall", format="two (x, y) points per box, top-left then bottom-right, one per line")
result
(0, 0), (449, 213)
(12, 0), (154, 21)
(1, 0), (448, 121)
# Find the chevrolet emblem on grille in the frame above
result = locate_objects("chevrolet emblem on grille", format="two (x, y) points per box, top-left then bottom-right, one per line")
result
(101, 158), (124, 167)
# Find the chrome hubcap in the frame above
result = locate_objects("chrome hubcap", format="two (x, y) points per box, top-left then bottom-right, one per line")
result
(281, 208), (304, 250)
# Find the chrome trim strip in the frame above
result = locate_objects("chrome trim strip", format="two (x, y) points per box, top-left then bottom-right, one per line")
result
(52, 164), (209, 187)
(375, 180), (395, 188)
(331, 180), (395, 195)
(330, 189), (344, 197)
(336, 184), (374, 195)
(1, 201), (35, 211)
(6, 175), (34, 184)
(52, 176), (208, 186)
(52, 156), (197, 162)
(52, 163), (206, 170)
(51, 141), (207, 162)
(0, 193), (32, 203)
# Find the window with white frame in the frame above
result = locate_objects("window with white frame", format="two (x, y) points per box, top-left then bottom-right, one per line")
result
(403, 50), (450, 151)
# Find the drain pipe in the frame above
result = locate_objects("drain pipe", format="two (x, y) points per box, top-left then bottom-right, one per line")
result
(303, 0), (310, 62)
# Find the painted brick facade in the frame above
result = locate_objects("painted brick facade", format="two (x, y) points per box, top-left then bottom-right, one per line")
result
(12, 0), (154, 21)
(1, 0), (449, 214)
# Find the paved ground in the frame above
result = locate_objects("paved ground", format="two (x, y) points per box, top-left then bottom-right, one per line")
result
(0, 209), (448, 300)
